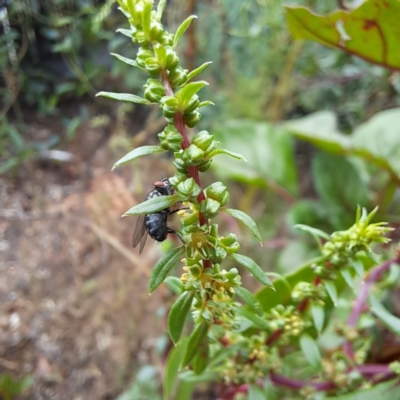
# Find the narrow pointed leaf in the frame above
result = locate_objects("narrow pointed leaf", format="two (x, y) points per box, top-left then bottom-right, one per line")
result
(222, 208), (262, 242)
(324, 281), (338, 305)
(116, 28), (132, 38)
(164, 337), (188, 400)
(149, 246), (185, 293)
(235, 286), (263, 316)
(249, 385), (267, 400)
(182, 321), (208, 367)
(209, 148), (247, 162)
(187, 62), (212, 81)
(341, 268), (354, 290)
(112, 146), (166, 170)
(141, 0), (152, 39)
(176, 81), (208, 110)
(353, 259), (364, 278)
(164, 276), (184, 295)
(192, 334), (208, 374)
(168, 290), (194, 344)
(208, 344), (241, 368)
(230, 253), (272, 287)
(300, 333), (321, 368)
(124, 194), (179, 216)
(179, 370), (216, 383)
(199, 101), (215, 108)
(370, 294), (400, 336)
(295, 224), (330, 241)
(236, 307), (269, 329)
(111, 53), (147, 71)
(173, 15), (197, 48)
(96, 92), (151, 104)
(156, 0), (167, 21)
(311, 304), (325, 334)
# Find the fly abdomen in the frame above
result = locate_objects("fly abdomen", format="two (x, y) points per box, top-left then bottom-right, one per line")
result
(145, 210), (170, 242)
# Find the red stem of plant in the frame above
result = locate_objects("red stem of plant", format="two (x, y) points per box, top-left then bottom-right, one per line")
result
(344, 256), (400, 359)
(161, 70), (211, 268)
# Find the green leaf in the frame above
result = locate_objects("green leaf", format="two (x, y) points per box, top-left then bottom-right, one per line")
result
(212, 121), (298, 196)
(199, 100), (215, 108)
(149, 246), (185, 293)
(370, 294), (400, 336)
(187, 62), (213, 81)
(340, 268), (354, 290)
(175, 81), (208, 110)
(221, 208), (262, 242)
(208, 344), (241, 368)
(175, 380), (195, 400)
(326, 379), (400, 400)
(141, 0), (152, 40)
(235, 286), (263, 316)
(111, 53), (147, 71)
(299, 333), (321, 368)
(182, 321), (208, 367)
(285, 111), (350, 155)
(324, 281), (338, 306)
(352, 108), (400, 178)
(168, 291), (194, 345)
(249, 385), (267, 400)
(285, 2), (400, 72)
(112, 146), (166, 170)
(173, 15), (197, 48)
(164, 338), (188, 400)
(124, 194), (179, 216)
(353, 259), (365, 279)
(230, 253), (272, 287)
(312, 152), (370, 214)
(294, 224), (330, 247)
(236, 307), (269, 329)
(209, 148), (247, 162)
(96, 92), (151, 104)
(156, 0), (167, 21)
(116, 28), (132, 38)
(192, 334), (209, 374)
(180, 370), (216, 383)
(311, 304), (325, 334)
(164, 276), (184, 295)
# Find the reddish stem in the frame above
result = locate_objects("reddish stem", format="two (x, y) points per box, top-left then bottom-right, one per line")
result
(270, 374), (336, 391)
(160, 69), (210, 268)
(344, 256), (400, 358)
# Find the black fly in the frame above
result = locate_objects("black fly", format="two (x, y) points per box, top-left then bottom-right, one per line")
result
(132, 178), (182, 254)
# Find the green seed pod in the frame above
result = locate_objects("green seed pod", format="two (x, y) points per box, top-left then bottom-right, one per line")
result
(199, 198), (220, 219)
(211, 246), (227, 263)
(144, 57), (161, 76)
(220, 234), (240, 253)
(183, 110), (202, 128)
(158, 124), (183, 152)
(177, 178), (201, 202)
(144, 78), (165, 103)
(159, 31), (174, 46)
(169, 170), (189, 188)
(184, 144), (205, 166)
(181, 211), (198, 226)
(192, 130), (214, 151)
(205, 182), (229, 207)
(165, 47), (180, 71)
(184, 95), (200, 114)
(150, 21), (164, 41)
(160, 96), (180, 118)
(226, 268), (239, 280)
(136, 47), (154, 67)
(169, 66), (188, 88)
(197, 159), (212, 173)
(173, 156), (189, 174)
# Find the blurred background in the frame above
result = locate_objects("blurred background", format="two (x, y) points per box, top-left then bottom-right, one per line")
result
(1, 0), (400, 398)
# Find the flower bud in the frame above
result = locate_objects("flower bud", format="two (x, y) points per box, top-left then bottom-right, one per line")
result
(136, 31), (150, 46)
(158, 124), (182, 152)
(169, 171), (188, 188)
(144, 78), (165, 103)
(168, 66), (188, 88)
(199, 198), (220, 219)
(197, 159), (212, 172)
(160, 96), (179, 118)
(136, 47), (154, 67)
(183, 110), (202, 128)
(165, 47), (180, 71)
(209, 224), (219, 239)
(220, 234), (240, 253)
(184, 95), (200, 114)
(144, 57), (161, 76)
(159, 31), (174, 46)
(205, 182), (229, 207)
(192, 131), (214, 151)
(177, 178), (201, 202)
(173, 156), (188, 174)
(184, 144), (205, 166)
(211, 245), (227, 263)
(150, 21), (164, 41)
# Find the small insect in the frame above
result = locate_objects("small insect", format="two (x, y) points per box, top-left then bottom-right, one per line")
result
(132, 178), (182, 254)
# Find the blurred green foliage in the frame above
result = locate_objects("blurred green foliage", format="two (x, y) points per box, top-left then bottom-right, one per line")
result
(0, 374), (33, 400)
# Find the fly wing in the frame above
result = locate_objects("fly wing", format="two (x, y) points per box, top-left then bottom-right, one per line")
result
(132, 214), (148, 254)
